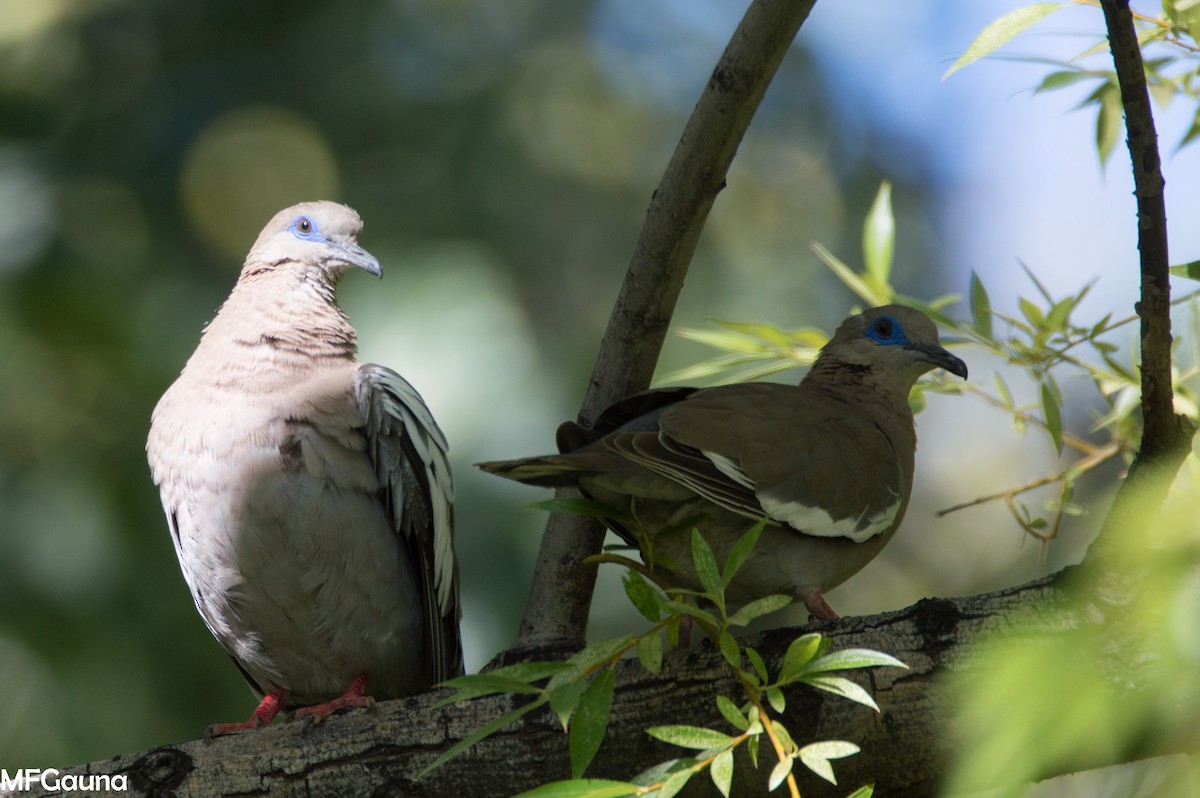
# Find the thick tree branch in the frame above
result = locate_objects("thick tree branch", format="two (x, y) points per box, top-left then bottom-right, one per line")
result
(47, 570), (1189, 798)
(1092, 0), (1195, 550)
(517, 0), (818, 650)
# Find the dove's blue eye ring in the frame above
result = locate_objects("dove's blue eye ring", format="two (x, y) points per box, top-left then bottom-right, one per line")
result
(865, 315), (908, 345)
(290, 216), (320, 240)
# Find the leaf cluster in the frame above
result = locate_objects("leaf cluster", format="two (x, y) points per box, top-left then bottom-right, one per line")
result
(946, 1), (1200, 166)
(429, 522), (904, 797)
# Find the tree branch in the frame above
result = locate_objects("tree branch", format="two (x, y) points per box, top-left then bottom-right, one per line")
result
(47, 570), (1189, 798)
(1091, 0), (1195, 551)
(517, 0), (818, 651)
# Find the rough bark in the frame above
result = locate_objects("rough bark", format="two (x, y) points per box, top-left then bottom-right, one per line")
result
(43, 569), (1190, 798)
(517, 0), (818, 651)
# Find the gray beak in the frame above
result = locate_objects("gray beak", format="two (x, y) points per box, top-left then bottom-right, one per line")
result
(332, 242), (382, 278)
(907, 342), (968, 379)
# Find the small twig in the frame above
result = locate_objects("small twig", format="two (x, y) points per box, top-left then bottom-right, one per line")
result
(736, 670), (801, 798)
(937, 440), (1121, 517)
(961, 385), (1102, 456)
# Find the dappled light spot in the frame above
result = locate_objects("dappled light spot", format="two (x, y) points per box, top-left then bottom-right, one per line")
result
(180, 106), (340, 263)
(0, 148), (53, 274)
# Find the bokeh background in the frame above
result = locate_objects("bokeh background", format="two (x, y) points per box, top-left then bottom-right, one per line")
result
(1, 0), (1197, 787)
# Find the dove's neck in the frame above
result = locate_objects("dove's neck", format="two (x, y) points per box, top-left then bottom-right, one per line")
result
(195, 267), (359, 376)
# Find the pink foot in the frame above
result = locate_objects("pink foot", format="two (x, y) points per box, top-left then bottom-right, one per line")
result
(206, 690), (288, 738)
(799, 587), (840, 622)
(291, 674), (374, 725)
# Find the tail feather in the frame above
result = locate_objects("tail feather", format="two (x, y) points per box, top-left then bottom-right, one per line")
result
(475, 456), (584, 488)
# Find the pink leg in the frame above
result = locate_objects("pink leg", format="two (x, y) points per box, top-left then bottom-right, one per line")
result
(799, 587), (840, 622)
(206, 689), (288, 737)
(291, 674), (374, 724)
(677, 614), (693, 648)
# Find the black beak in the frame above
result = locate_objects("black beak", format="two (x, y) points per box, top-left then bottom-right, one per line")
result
(907, 343), (968, 379)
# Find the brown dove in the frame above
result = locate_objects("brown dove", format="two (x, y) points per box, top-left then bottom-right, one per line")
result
(479, 305), (966, 620)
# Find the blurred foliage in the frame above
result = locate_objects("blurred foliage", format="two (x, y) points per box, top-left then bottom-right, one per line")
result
(946, 471), (1200, 796)
(945, 0), (1200, 166)
(0, 0), (949, 767)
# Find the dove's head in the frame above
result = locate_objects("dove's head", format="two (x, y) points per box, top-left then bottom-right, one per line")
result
(810, 305), (967, 393)
(241, 201), (381, 283)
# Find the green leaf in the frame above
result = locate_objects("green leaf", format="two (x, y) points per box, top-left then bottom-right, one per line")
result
(715, 695), (748, 731)
(804, 648), (908, 673)
(435, 673), (547, 705)
(721, 520), (766, 588)
(779, 633), (823, 681)
(690, 530), (724, 600)
(665, 616), (680, 649)
(718, 631), (741, 668)
(512, 779), (640, 798)
(969, 271), (993, 340)
(710, 749), (735, 798)
(1170, 259), (1200, 280)
(811, 241), (890, 306)
(748, 734), (761, 768)
(801, 674), (880, 712)
(530, 497), (628, 521)
(746, 647), (769, 684)
(420, 697), (545, 776)
(862, 181), (894, 290)
(727, 594), (792, 627)
(845, 786), (875, 798)
(570, 668), (615, 778)
(1018, 296), (1045, 328)
(638, 632), (663, 675)
(766, 687), (786, 714)
(943, 3), (1062, 79)
(771, 719), (798, 753)
(768, 755), (794, 791)
(482, 661), (574, 684)
(1034, 69), (1095, 94)
(623, 571), (662, 623)
(663, 600), (721, 628)
(654, 769), (693, 798)
(1045, 296), (1075, 331)
(1041, 381), (1064, 456)
(631, 759), (690, 789)
(646, 725), (735, 750)
(550, 678), (588, 731)
(569, 636), (634, 669)
(993, 372), (1014, 409)
(1096, 79), (1123, 167)
(798, 740), (861, 785)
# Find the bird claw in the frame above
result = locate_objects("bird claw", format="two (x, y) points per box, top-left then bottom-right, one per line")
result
(291, 674), (374, 727)
(204, 690), (287, 739)
(799, 588), (840, 622)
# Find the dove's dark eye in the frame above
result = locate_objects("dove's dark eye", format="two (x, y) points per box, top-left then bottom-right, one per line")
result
(291, 216), (319, 239)
(865, 315), (906, 345)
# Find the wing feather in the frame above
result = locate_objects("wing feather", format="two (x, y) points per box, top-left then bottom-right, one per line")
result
(355, 364), (462, 681)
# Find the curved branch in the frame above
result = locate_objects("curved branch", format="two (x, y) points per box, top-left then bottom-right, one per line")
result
(1092, 0), (1195, 550)
(517, 0), (818, 650)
